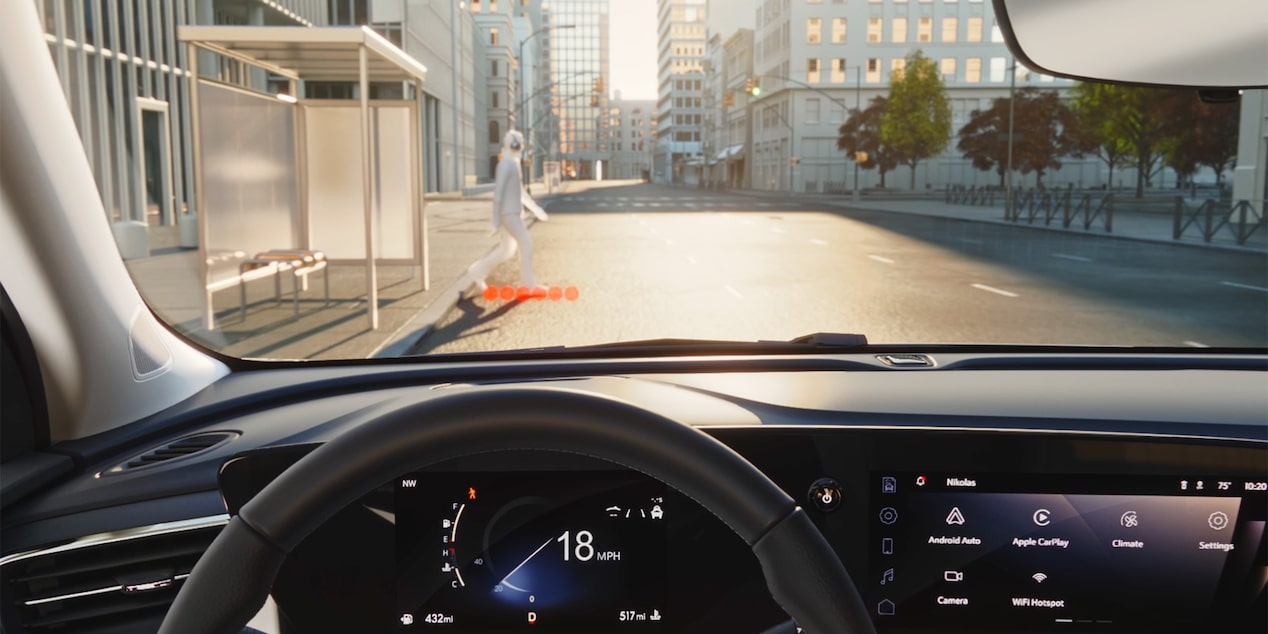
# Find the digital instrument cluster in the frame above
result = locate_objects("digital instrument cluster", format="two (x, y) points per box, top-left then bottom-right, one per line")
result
(395, 471), (670, 631)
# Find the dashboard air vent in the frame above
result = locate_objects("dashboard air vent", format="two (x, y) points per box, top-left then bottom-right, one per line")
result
(1, 518), (225, 633)
(101, 431), (238, 475)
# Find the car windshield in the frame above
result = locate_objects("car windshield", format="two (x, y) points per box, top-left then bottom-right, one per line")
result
(45, 0), (1267, 360)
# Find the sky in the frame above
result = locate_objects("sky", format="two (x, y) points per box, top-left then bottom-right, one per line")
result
(608, 1), (659, 100)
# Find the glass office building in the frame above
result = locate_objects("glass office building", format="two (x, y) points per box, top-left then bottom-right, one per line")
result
(543, 0), (609, 180)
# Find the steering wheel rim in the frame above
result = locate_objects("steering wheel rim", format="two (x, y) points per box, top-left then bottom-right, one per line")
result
(159, 386), (875, 634)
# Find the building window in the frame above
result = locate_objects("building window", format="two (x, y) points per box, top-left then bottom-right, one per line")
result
(490, 28), (499, 45)
(867, 18), (882, 42)
(891, 17), (907, 43)
(918, 18), (932, 42)
(866, 58), (881, 83)
(965, 57), (981, 83)
(831, 57), (847, 83)
(891, 57), (906, 79)
(941, 17), (957, 42)
(940, 57), (956, 80)
(489, 120), (500, 141)
(967, 17), (982, 42)
(807, 18), (822, 43)
(831, 17), (847, 43)
(806, 98), (821, 124)
(491, 60), (499, 77)
(492, 91), (500, 108)
(990, 57), (1006, 82)
(807, 58), (821, 83)
(991, 25), (1004, 43)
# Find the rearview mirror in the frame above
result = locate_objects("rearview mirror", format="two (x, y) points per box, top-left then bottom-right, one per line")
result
(992, 0), (1268, 89)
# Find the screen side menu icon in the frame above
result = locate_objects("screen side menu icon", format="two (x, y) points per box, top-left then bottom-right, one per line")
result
(879, 507), (899, 525)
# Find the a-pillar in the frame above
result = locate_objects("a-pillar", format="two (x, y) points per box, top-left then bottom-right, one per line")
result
(1231, 90), (1267, 205)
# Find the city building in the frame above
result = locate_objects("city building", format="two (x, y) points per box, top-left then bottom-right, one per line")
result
(471, 8), (517, 179)
(608, 92), (657, 180)
(745, 0), (1086, 192)
(34, 0), (324, 229)
(655, 0), (708, 184)
(703, 28), (754, 188)
(543, 0), (611, 181)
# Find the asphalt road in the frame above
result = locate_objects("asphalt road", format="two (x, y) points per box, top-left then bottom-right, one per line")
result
(412, 183), (1268, 354)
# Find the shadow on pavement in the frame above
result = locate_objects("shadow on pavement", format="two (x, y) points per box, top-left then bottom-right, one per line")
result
(410, 294), (525, 354)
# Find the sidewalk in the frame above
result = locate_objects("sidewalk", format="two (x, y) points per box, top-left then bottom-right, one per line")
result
(732, 188), (1267, 253)
(128, 193), (502, 361)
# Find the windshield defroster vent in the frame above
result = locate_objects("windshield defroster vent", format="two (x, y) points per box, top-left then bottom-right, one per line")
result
(101, 431), (238, 476)
(876, 354), (936, 368)
(0, 517), (226, 633)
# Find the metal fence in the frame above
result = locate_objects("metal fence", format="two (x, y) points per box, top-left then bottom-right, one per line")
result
(1173, 199), (1266, 246)
(1003, 190), (1114, 232)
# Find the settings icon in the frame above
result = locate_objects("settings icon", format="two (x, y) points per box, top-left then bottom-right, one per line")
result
(879, 506), (899, 525)
(1208, 511), (1230, 531)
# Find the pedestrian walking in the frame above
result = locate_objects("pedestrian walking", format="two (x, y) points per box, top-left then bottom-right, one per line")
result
(473, 130), (548, 293)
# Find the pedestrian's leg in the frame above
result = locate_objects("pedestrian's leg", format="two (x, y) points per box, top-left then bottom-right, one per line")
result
(471, 229), (517, 291)
(503, 215), (538, 287)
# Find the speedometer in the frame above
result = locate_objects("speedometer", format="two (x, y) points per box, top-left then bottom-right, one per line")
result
(396, 471), (669, 630)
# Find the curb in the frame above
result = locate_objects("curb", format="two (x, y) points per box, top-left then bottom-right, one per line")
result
(826, 201), (1267, 255)
(371, 217), (542, 358)
(722, 187), (1264, 254)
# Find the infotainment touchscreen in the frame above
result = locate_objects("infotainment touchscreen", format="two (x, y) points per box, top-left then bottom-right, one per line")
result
(869, 473), (1267, 632)
(396, 471), (669, 631)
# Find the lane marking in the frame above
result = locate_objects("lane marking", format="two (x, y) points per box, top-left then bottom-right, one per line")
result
(868, 255), (895, 264)
(1183, 341), (1210, 348)
(971, 283), (1019, 298)
(686, 255), (698, 265)
(810, 239), (829, 246)
(770, 227), (786, 234)
(957, 238), (984, 245)
(724, 285), (744, 299)
(664, 238), (675, 246)
(1053, 253), (1093, 263)
(1220, 281), (1268, 293)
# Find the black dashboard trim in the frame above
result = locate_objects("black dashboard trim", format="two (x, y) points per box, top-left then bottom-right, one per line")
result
(47, 353), (1268, 467)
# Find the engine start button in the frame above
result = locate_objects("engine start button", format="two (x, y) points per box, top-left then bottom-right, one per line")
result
(808, 478), (843, 512)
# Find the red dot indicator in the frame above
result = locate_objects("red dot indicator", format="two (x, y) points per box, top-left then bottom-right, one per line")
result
(483, 285), (578, 302)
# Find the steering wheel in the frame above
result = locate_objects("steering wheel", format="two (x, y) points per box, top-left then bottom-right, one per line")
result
(159, 387), (875, 634)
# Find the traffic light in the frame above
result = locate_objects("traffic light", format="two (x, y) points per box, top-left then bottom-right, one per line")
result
(723, 91), (735, 107)
(745, 78), (761, 97)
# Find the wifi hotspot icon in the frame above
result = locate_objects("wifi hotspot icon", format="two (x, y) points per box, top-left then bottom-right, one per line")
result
(1032, 572), (1048, 584)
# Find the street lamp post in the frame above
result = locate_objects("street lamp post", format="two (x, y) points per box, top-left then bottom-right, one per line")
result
(518, 24), (575, 182)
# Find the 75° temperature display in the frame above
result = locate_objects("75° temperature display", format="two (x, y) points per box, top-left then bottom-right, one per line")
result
(396, 471), (669, 631)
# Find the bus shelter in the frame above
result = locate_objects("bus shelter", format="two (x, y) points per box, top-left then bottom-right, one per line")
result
(179, 26), (428, 330)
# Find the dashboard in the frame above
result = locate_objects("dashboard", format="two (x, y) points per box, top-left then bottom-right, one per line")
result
(2, 355), (1266, 634)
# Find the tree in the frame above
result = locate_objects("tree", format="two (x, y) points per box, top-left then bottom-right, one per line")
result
(880, 50), (951, 189)
(837, 96), (898, 188)
(956, 88), (1073, 187)
(1164, 98), (1240, 189)
(1071, 83), (1191, 197)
